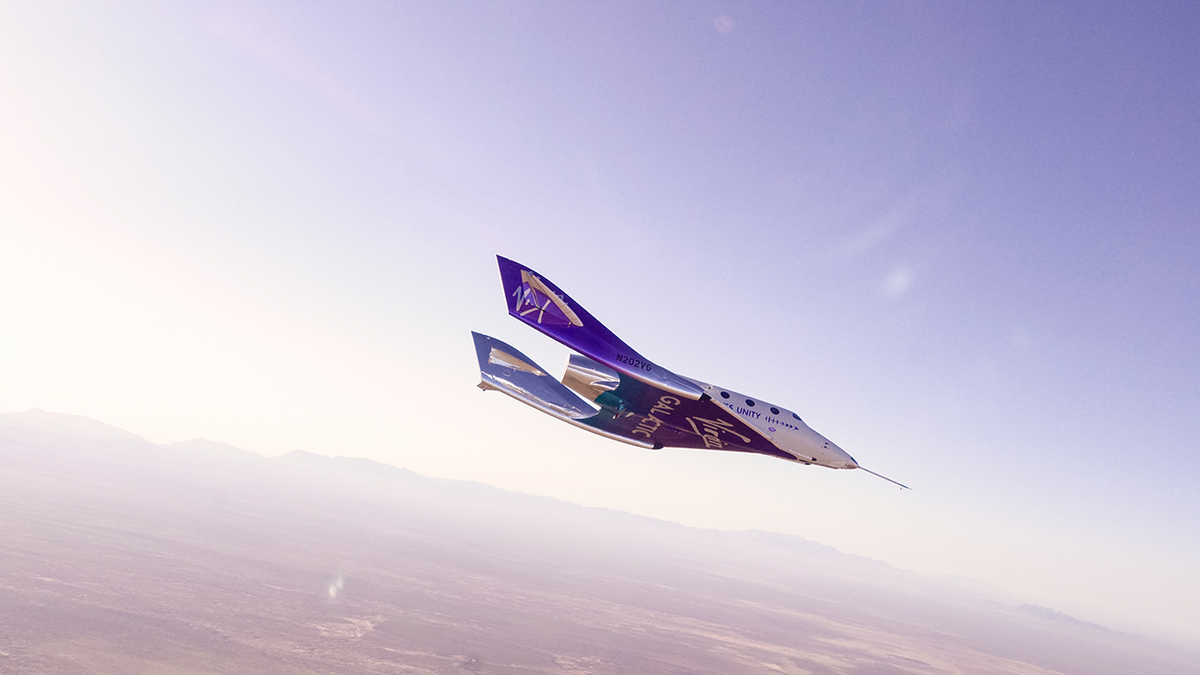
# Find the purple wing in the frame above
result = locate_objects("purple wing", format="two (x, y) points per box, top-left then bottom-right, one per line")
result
(497, 256), (707, 401)
(578, 375), (795, 460)
(472, 331), (789, 459)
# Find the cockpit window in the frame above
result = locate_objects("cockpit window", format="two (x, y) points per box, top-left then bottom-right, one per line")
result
(792, 412), (802, 421)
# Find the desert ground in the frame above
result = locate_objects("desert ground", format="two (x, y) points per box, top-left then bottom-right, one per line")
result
(2, 413), (1197, 674)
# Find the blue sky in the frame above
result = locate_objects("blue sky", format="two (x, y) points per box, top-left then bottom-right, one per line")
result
(2, 1), (1198, 646)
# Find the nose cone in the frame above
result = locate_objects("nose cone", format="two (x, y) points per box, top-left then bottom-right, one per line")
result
(822, 438), (858, 470)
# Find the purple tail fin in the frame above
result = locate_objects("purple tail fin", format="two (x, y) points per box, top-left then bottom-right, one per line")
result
(496, 256), (706, 401)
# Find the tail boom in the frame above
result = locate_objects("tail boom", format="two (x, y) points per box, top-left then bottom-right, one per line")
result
(497, 256), (705, 401)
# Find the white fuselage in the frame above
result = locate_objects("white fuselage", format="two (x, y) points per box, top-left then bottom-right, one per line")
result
(701, 383), (858, 469)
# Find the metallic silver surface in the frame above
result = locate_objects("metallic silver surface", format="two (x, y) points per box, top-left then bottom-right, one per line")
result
(634, 367), (708, 401)
(488, 347), (546, 376)
(473, 332), (595, 420)
(561, 354), (621, 402)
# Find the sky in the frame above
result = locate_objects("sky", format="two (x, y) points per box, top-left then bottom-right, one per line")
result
(2, 0), (1199, 648)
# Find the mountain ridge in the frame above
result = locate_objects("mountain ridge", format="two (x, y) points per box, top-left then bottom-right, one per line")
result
(0, 409), (1043, 618)
(4, 407), (1196, 673)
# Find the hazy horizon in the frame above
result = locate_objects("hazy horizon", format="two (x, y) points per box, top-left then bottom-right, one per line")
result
(4, 405), (1197, 656)
(4, 411), (1199, 674)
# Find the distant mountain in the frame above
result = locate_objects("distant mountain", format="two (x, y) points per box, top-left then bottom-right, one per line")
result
(3, 410), (1197, 674)
(0, 407), (145, 441)
(0, 411), (994, 595)
(1020, 604), (1108, 631)
(164, 438), (268, 462)
(276, 448), (426, 482)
